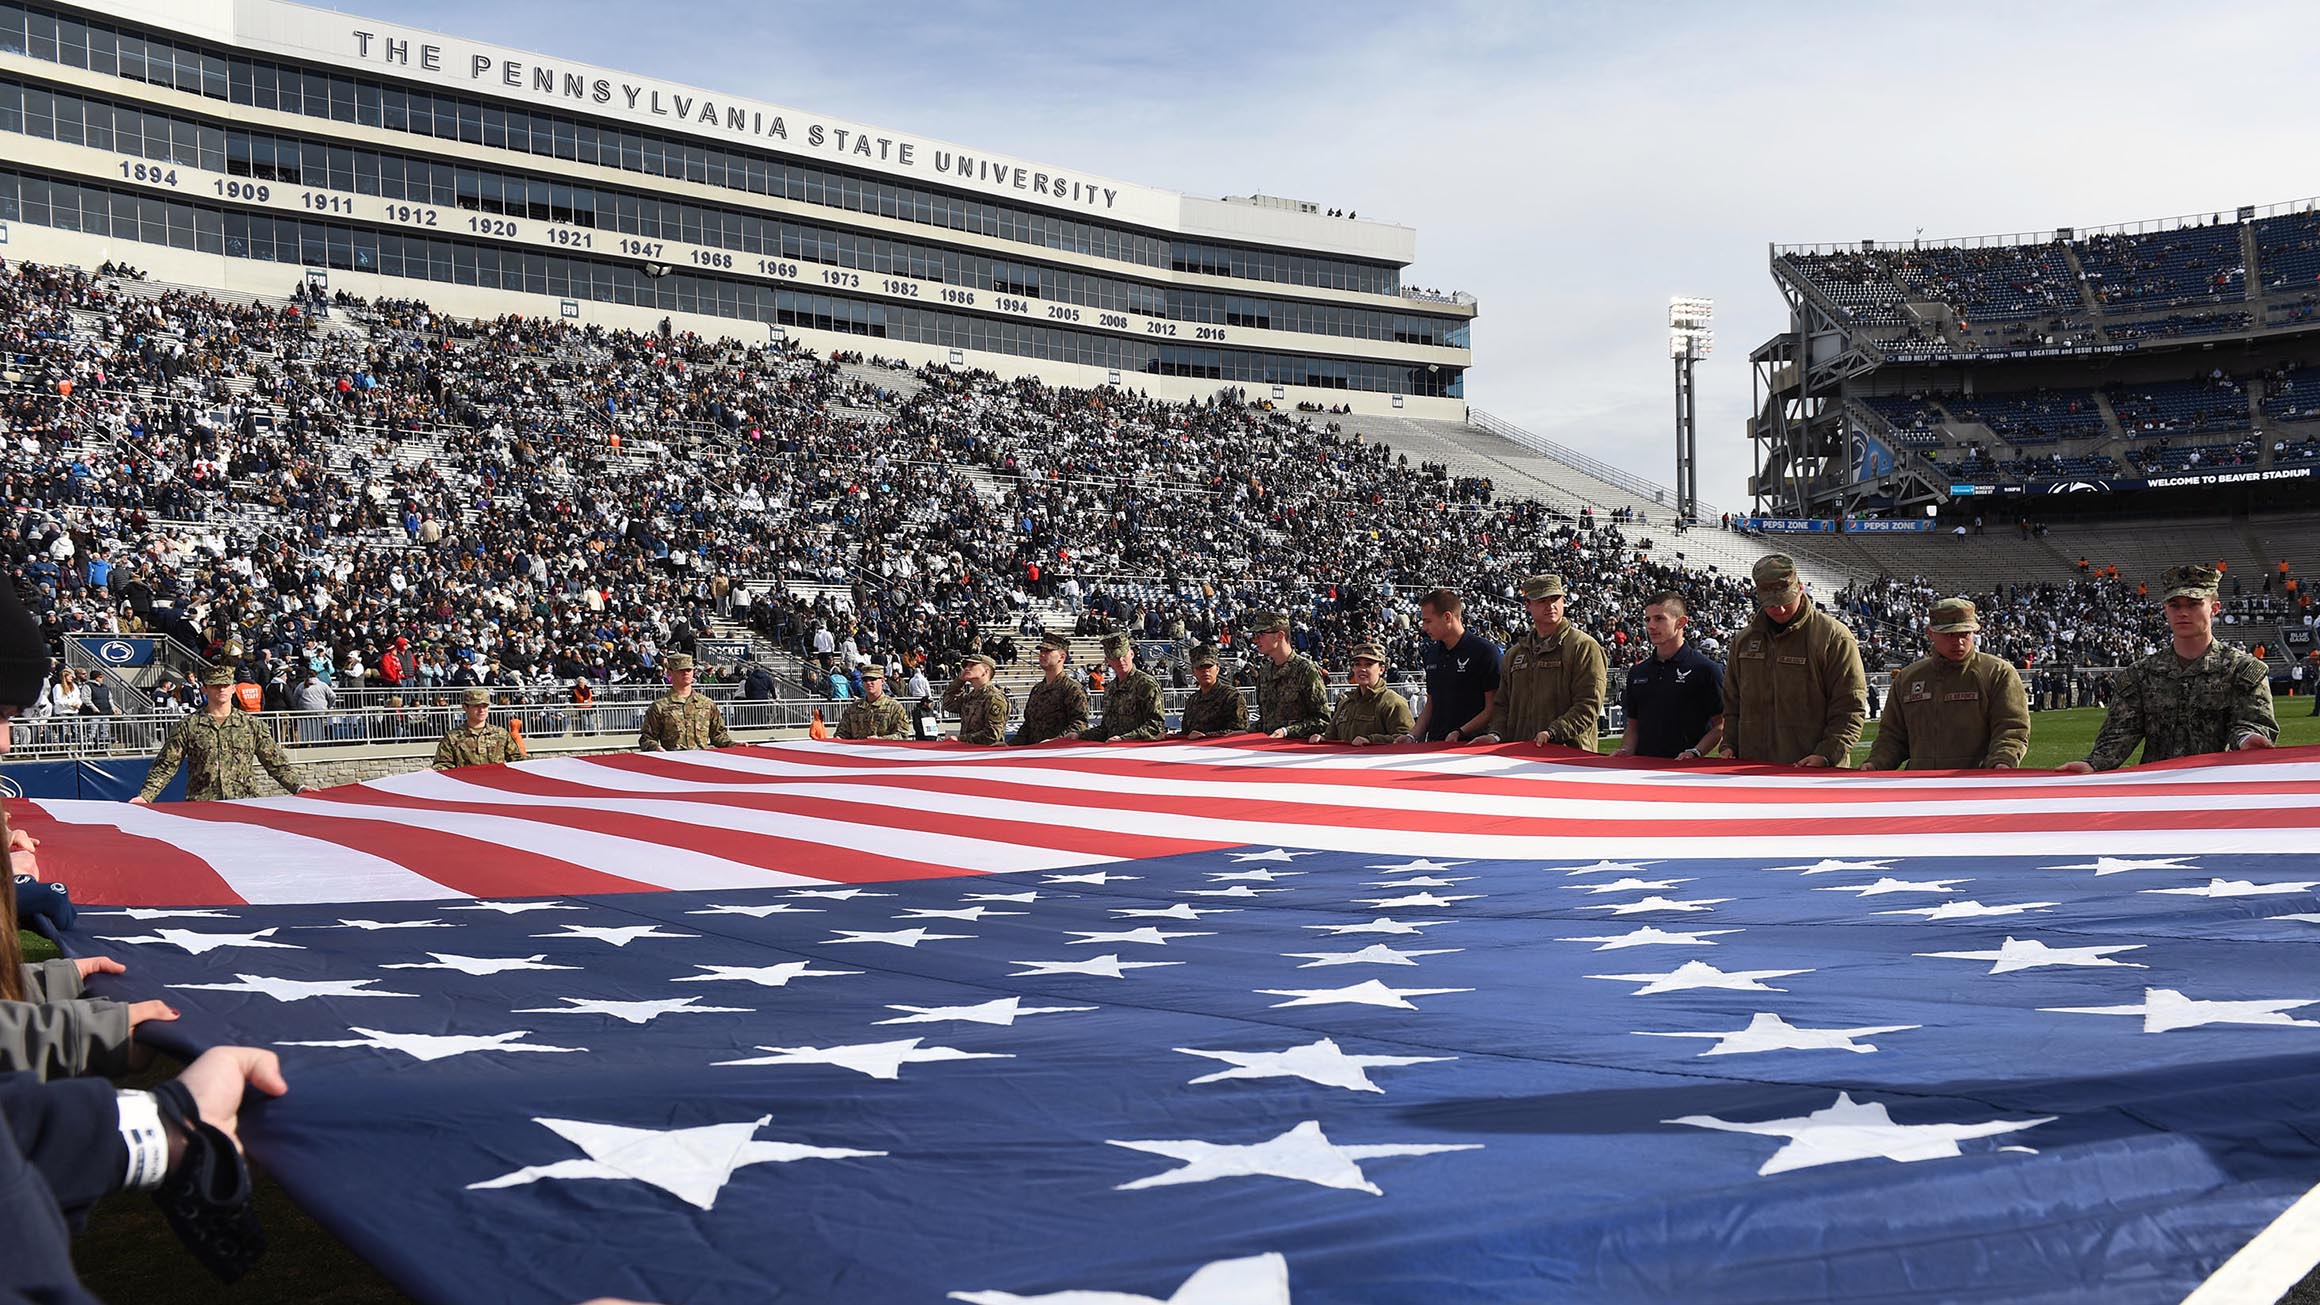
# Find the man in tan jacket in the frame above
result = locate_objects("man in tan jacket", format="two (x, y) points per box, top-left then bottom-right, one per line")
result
(1864, 598), (2030, 771)
(1477, 574), (1607, 751)
(1720, 554), (1867, 767)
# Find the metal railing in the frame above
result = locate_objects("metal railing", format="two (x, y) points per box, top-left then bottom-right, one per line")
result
(2, 695), (838, 762)
(1468, 408), (1730, 522)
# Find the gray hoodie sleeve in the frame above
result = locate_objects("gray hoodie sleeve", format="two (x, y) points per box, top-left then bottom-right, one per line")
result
(0, 998), (134, 1081)
(20, 960), (85, 1004)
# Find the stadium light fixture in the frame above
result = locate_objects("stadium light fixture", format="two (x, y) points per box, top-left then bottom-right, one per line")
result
(1668, 297), (1714, 360)
(1669, 298), (1712, 525)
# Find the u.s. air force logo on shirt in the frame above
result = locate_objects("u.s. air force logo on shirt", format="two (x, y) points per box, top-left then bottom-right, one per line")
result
(1674, 668), (1692, 682)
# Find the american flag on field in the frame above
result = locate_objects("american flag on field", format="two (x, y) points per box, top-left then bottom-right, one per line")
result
(20, 740), (2320, 1304)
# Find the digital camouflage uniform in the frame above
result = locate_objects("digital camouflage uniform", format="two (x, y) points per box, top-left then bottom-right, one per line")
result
(637, 693), (735, 751)
(433, 722), (521, 770)
(1253, 656), (1330, 737)
(1721, 558), (1867, 766)
(137, 710), (306, 801)
(2084, 642), (2275, 770)
(1324, 684), (1415, 744)
(1179, 683), (1249, 736)
(944, 667), (1012, 746)
(837, 693), (913, 740)
(1013, 675), (1091, 745)
(1082, 670), (1165, 741)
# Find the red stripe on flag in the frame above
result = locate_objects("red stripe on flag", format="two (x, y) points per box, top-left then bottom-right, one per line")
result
(392, 763), (1237, 864)
(10, 803), (245, 906)
(559, 756), (2320, 843)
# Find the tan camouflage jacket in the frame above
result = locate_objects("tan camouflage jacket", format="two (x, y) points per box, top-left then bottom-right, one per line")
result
(943, 680), (1012, 746)
(837, 695), (913, 740)
(433, 722), (521, 770)
(638, 693), (735, 752)
(137, 709), (305, 801)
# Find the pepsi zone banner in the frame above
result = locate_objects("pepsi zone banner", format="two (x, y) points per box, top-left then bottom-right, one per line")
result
(66, 635), (157, 667)
(16, 740), (2320, 1304)
(1742, 518), (1933, 534)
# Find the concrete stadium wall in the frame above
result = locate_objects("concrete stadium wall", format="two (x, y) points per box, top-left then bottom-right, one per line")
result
(4, 218), (1470, 423)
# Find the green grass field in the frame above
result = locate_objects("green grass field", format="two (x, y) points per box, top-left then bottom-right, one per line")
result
(19, 695), (2320, 1303)
(1602, 692), (2320, 768)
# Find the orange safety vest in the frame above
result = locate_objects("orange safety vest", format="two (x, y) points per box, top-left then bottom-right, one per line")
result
(233, 682), (263, 713)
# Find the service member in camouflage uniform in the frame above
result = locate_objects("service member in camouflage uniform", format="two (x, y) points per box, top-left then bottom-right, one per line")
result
(1313, 643), (1415, 746)
(1177, 645), (1249, 739)
(1012, 631), (1091, 745)
(1864, 598), (2030, 771)
(132, 666), (307, 802)
(1719, 555), (1867, 767)
(2063, 565), (2278, 773)
(942, 653), (1012, 745)
(1247, 612), (1330, 739)
(1480, 574), (1608, 751)
(637, 654), (735, 752)
(836, 665), (913, 740)
(433, 686), (522, 770)
(1081, 634), (1166, 742)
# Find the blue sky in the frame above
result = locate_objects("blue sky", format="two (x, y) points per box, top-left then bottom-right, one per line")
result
(337, 0), (2318, 506)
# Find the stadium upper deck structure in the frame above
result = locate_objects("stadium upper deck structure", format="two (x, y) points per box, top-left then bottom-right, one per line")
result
(1752, 198), (2320, 520)
(0, 0), (1473, 415)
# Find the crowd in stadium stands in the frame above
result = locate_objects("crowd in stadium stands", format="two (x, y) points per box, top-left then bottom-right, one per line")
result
(1838, 574), (2161, 676)
(1840, 552), (2316, 681)
(0, 258), (1775, 734)
(2125, 438), (2263, 473)
(7, 251), (2314, 753)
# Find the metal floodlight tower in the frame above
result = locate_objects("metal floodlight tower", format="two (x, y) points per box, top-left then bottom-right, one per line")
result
(1668, 297), (1713, 524)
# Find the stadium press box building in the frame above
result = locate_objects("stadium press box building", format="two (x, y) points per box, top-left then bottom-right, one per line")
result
(0, 0), (1474, 417)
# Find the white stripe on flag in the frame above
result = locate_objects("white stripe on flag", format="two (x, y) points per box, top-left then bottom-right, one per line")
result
(255, 796), (833, 891)
(453, 767), (2320, 862)
(568, 748), (2320, 826)
(35, 802), (458, 904)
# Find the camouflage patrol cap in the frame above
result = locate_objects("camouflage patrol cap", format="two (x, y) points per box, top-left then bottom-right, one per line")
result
(1752, 554), (1802, 604)
(461, 686), (491, 706)
(200, 666), (235, 688)
(860, 664), (886, 680)
(1038, 630), (1073, 654)
(1519, 574), (1566, 600)
(2160, 564), (2221, 602)
(665, 653), (695, 672)
(1927, 597), (1980, 634)
(1188, 644), (1221, 669)
(1102, 633), (1134, 659)
(964, 653), (997, 672)
(1348, 641), (1387, 665)
(1245, 611), (1292, 634)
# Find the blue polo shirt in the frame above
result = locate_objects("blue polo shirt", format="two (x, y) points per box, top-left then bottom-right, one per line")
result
(1419, 632), (1501, 740)
(1620, 641), (1725, 757)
